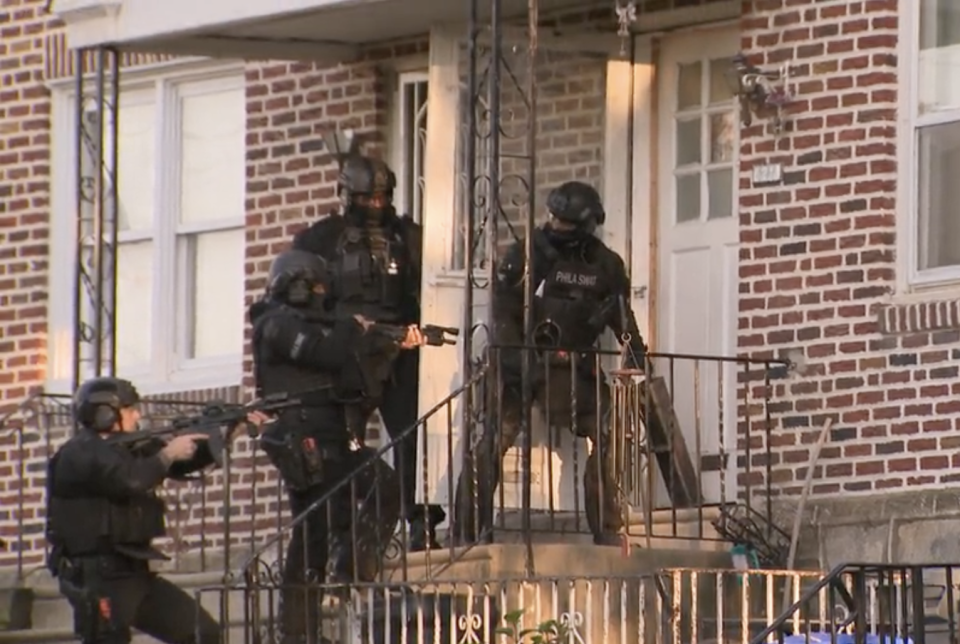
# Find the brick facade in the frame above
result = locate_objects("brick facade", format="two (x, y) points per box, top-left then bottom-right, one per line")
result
(737, 0), (954, 501)
(0, 0), (954, 571)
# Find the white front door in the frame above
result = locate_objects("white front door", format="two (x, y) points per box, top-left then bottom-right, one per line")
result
(654, 28), (740, 506)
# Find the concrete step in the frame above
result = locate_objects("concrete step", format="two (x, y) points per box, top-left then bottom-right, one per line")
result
(0, 569), (256, 641)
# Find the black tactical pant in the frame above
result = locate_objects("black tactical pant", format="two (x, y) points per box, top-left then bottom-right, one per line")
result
(361, 347), (446, 545)
(277, 445), (401, 644)
(453, 361), (623, 544)
(60, 555), (219, 644)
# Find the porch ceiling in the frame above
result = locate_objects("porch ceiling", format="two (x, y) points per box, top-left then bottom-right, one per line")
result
(55, 0), (612, 62)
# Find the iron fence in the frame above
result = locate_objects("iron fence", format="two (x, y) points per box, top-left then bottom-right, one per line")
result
(755, 563), (960, 644)
(0, 342), (788, 582)
(193, 567), (824, 644)
(449, 345), (788, 557)
(0, 390), (290, 580)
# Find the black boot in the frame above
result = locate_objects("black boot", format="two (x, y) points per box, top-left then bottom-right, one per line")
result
(408, 517), (440, 552)
(408, 506), (446, 551)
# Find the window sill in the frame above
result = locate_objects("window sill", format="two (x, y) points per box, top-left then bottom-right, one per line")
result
(43, 362), (244, 398)
(877, 285), (960, 336)
(892, 281), (960, 306)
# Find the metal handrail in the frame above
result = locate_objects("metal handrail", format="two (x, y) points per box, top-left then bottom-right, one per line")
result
(236, 364), (489, 577)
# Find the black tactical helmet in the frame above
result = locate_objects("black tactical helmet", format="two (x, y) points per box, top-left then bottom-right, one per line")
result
(74, 377), (141, 432)
(338, 154), (396, 202)
(267, 249), (330, 306)
(546, 181), (606, 227)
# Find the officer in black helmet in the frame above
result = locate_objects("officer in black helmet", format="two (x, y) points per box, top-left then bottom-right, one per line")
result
(452, 180), (648, 546)
(45, 376), (264, 644)
(292, 141), (445, 552)
(250, 248), (403, 643)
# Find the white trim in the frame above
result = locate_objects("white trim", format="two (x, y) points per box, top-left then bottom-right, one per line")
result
(629, 36), (655, 345)
(393, 70), (430, 224)
(601, 58), (632, 261)
(420, 26), (460, 278)
(898, 2), (960, 290)
(52, 0), (379, 49)
(897, 0), (920, 293)
(45, 57), (244, 91)
(46, 63), (247, 395)
(600, 54), (636, 368)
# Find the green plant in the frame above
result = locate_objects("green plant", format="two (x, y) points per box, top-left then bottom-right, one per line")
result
(495, 608), (571, 644)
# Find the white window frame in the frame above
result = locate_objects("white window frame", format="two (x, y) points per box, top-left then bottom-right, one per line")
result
(392, 71), (429, 225)
(899, 2), (960, 290)
(46, 59), (247, 396)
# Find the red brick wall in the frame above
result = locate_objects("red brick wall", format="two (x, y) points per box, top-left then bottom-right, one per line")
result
(737, 0), (948, 499)
(0, 0), (55, 404)
(2, 0), (944, 572)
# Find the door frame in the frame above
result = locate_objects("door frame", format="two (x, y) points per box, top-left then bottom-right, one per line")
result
(630, 22), (740, 351)
(629, 23), (742, 508)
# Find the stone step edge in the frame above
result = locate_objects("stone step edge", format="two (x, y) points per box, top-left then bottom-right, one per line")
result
(5, 570), (235, 600)
(0, 618), (251, 644)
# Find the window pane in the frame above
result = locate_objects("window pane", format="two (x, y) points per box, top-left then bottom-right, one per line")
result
(184, 229), (245, 360)
(677, 62), (702, 110)
(82, 100), (155, 233)
(708, 58), (735, 105)
(676, 118), (702, 166)
(117, 103), (156, 232)
(116, 241), (153, 370)
(918, 121), (960, 270)
(918, 0), (960, 113)
(180, 86), (245, 224)
(707, 168), (734, 219)
(709, 113), (736, 163)
(402, 80), (428, 223)
(676, 174), (701, 223)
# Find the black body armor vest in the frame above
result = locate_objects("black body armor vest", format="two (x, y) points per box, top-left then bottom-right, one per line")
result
(331, 224), (407, 323)
(534, 257), (607, 349)
(46, 436), (167, 558)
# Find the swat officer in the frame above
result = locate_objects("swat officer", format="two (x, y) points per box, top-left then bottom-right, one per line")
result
(452, 180), (648, 547)
(291, 152), (445, 551)
(45, 376), (265, 644)
(251, 249), (408, 643)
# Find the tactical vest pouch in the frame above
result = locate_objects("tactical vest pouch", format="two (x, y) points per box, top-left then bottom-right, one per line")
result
(260, 424), (325, 492)
(336, 242), (375, 303)
(48, 496), (111, 556)
(107, 495), (166, 546)
(62, 558), (127, 642)
(379, 268), (403, 312)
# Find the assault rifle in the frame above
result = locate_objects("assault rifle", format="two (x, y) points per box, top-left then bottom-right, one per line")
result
(105, 391), (311, 466)
(369, 323), (460, 347)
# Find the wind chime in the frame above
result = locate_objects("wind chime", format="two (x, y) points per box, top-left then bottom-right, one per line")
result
(615, 1), (636, 55)
(609, 339), (648, 516)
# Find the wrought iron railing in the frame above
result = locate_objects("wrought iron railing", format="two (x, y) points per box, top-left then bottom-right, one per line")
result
(0, 389), (291, 580)
(753, 563), (960, 644)
(196, 567), (824, 644)
(236, 366), (490, 587)
(451, 345), (788, 555)
(0, 342), (789, 588)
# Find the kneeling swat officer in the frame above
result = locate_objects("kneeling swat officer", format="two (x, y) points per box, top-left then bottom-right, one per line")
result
(251, 249), (411, 643)
(453, 181), (649, 547)
(46, 376), (265, 644)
